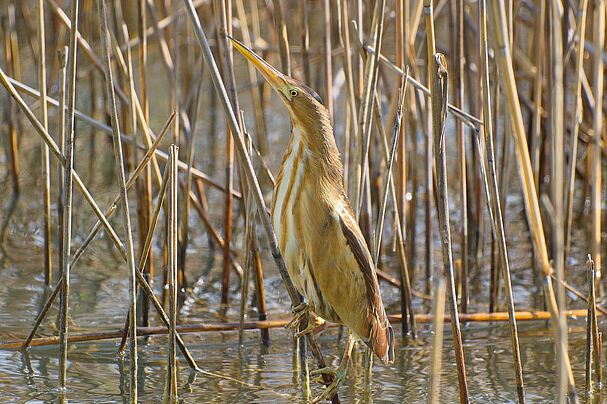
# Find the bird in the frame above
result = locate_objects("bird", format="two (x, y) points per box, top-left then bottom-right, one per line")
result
(229, 37), (394, 402)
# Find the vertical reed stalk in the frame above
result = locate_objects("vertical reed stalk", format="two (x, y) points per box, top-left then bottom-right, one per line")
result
(395, 0), (407, 260)
(57, 46), (67, 287)
(98, 0), (138, 399)
(167, 144), (179, 400)
(355, 0), (386, 217)
(548, 2), (569, 402)
(590, 0), (605, 277)
(478, 1), (525, 401)
(423, 0), (435, 294)
(337, 0), (357, 194)
(428, 277), (446, 403)
(137, 0), (154, 327)
(234, 0), (268, 157)
(454, 0), (468, 311)
(217, 0), (238, 307)
(58, 0), (79, 391)
(299, 0), (310, 83)
(38, 0), (52, 287)
(530, 0), (545, 190)
(183, 3), (339, 400)
(322, 0), (333, 123)
(564, 0), (588, 260)
(271, 0), (291, 75)
(2, 5), (20, 196)
(431, 53), (469, 404)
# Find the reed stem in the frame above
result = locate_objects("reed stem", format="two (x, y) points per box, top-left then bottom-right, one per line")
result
(431, 53), (469, 404)
(167, 144), (179, 399)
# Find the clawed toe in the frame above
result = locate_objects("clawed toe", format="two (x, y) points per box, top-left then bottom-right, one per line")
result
(310, 366), (347, 403)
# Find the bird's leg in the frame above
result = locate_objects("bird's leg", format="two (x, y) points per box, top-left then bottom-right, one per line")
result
(309, 333), (355, 403)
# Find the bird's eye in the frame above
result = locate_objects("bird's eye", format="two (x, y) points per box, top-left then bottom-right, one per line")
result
(289, 89), (299, 97)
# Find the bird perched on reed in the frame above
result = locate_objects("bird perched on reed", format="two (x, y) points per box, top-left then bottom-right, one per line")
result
(229, 37), (394, 402)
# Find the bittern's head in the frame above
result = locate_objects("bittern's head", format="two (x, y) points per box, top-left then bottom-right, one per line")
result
(229, 37), (327, 129)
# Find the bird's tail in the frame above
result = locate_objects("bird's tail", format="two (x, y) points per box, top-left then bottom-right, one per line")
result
(368, 310), (395, 365)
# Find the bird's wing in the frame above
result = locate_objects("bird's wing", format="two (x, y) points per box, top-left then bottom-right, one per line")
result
(335, 200), (394, 364)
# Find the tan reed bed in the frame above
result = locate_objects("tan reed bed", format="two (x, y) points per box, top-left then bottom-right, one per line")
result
(0, 1), (606, 403)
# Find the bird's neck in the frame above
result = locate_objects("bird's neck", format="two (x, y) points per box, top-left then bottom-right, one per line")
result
(290, 118), (343, 187)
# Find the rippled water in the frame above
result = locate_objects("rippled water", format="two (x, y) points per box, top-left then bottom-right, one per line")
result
(1, 140), (604, 403)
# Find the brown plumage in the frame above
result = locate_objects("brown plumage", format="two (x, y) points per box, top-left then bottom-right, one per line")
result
(230, 37), (394, 373)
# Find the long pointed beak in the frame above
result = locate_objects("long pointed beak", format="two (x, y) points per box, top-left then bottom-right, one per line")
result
(228, 36), (286, 92)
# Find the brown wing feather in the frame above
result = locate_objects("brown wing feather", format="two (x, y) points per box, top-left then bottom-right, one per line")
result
(336, 202), (394, 365)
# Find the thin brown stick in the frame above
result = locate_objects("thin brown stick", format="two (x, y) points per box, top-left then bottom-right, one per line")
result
(431, 53), (469, 404)
(58, 0), (79, 391)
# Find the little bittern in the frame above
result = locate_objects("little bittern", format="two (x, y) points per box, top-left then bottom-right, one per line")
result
(230, 37), (394, 401)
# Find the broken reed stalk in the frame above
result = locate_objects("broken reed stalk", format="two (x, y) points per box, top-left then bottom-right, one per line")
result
(358, 43), (483, 129)
(183, 3), (339, 402)
(58, 0), (79, 391)
(430, 53), (469, 404)
(591, 0), (605, 276)
(428, 277), (446, 404)
(38, 0), (52, 287)
(488, 0), (576, 393)
(564, 0), (589, 259)
(167, 145), (179, 400)
(5, 308), (605, 350)
(478, 0), (525, 400)
(97, 0), (138, 399)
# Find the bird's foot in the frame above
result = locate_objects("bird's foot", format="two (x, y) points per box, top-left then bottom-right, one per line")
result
(285, 302), (310, 330)
(285, 303), (325, 338)
(309, 364), (348, 403)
